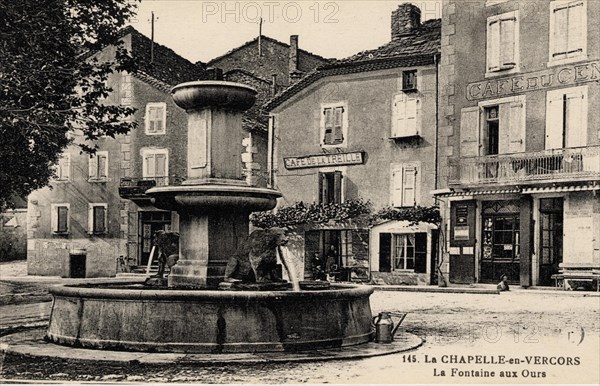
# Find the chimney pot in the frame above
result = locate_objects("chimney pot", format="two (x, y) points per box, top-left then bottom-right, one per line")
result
(391, 3), (421, 40)
(289, 35), (300, 83)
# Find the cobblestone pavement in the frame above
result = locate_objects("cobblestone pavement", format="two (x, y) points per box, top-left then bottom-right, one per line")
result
(0, 265), (599, 384)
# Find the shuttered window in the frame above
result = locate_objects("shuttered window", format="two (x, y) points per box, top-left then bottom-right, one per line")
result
(142, 149), (169, 186)
(392, 93), (418, 137)
(88, 204), (107, 234)
(319, 171), (343, 205)
(391, 163), (419, 208)
(487, 11), (518, 73)
(545, 86), (588, 149)
(550, 1), (586, 62)
(389, 233), (428, 272)
(55, 153), (70, 181)
(321, 104), (346, 146)
(145, 103), (166, 135)
(51, 204), (69, 234)
(88, 151), (108, 181)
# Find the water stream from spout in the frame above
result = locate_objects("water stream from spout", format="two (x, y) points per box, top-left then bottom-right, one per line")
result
(277, 246), (301, 292)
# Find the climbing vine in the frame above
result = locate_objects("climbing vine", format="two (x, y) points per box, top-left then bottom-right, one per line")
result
(250, 199), (440, 230)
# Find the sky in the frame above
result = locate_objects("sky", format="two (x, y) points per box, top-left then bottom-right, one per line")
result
(128, 0), (442, 64)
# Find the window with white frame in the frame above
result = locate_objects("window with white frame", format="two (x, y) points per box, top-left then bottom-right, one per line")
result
(142, 148), (169, 186)
(145, 103), (167, 135)
(51, 204), (70, 234)
(54, 153), (71, 181)
(391, 163), (420, 208)
(320, 103), (347, 146)
(486, 11), (519, 74)
(545, 86), (588, 149)
(549, 1), (587, 65)
(391, 93), (419, 137)
(88, 203), (107, 234)
(88, 151), (108, 181)
(392, 233), (427, 272)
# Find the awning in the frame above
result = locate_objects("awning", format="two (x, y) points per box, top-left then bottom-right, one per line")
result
(522, 184), (599, 194)
(435, 188), (521, 198)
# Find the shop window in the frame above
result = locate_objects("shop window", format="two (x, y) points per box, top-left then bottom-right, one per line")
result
(391, 163), (419, 207)
(319, 171), (342, 205)
(391, 93), (419, 137)
(549, 1), (587, 65)
(321, 103), (347, 146)
(545, 86), (587, 149)
(145, 103), (166, 135)
(54, 153), (71, 181)
(51, 204), (70, 234)
(379, 232), (427, 273)
(486, 11), (519, 74)
(142, 148), (169, 186)
(88, 203), (107, 235)
(88, 151), (108, 181)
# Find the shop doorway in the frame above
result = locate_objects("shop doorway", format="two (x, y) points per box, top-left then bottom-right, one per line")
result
(480, 201), (520, 284)
(538, 198), (563, 286)
(138, 211), (171, 266)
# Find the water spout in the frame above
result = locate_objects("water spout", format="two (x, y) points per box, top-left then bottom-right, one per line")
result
(277, 246), (301, 291)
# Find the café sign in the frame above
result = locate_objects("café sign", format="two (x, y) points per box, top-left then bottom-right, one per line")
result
(284, 151), (365, 169)
(467, 60), (599, 101)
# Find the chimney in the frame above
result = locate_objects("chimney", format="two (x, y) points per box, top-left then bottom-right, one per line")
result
(391, 3), (421, 40)
(289, 35), (303, 83)
(271, 74), (278, 96)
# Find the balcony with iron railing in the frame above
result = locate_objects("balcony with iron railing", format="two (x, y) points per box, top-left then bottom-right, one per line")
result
(449, 145), (600, 187)
(119, 176), (171, 201)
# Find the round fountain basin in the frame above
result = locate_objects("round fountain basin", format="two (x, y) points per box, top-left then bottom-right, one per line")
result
(46, 283), (374, 353)
(171, 81), (257, 111)
(147, 184), (281, 212)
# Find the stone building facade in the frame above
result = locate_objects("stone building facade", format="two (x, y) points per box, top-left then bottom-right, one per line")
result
(436, 0), (600, 287)
(266, 4), (441, 285)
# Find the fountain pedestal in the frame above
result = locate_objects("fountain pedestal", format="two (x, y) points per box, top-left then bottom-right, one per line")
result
(147, 81), (281, 288)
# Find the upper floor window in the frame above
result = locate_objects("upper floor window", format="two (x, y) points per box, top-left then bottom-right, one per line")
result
(142, 148), (169, 186)
(51, 204), (70, 234)
(391, 163), (420, 208)
(402, 70), (418, 91)
(321, 103), (347, 147)
(89, 151), (108, 181)
(145, 102), (166, 135)
(319, 171), (343, 205)
(549, 1), (587, 65)
(486, 11), (519, 75)
(54, 153), (71, 181)
(391, 93), (419, 138)
(88, 203), (107, 235)
(545, 86), (588, 149)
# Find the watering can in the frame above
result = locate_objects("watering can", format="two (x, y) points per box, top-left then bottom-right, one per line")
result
(372, 311), (406, 343)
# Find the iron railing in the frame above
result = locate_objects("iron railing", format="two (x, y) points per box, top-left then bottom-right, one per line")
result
(449, 146), (600, 186)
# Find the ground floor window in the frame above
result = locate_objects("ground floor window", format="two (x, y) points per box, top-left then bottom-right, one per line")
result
(380, 232), (427, 273)
(138, 211), (172, 266)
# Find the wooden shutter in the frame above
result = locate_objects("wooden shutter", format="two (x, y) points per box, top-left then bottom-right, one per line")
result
(402, 165), (417, 207)
(94, 206), (106, 233)
(145, 154), (156, 178)
(405, 95), (418, 136)
(333, 107), (344, 143)
(500, 17), (516, 67)
(553, 6), (568, 57)
(61, 155), (70, 180)
(509, 101), (525, 153)
(57, 207), (68, 233)
(98, 154), (107, 178)
(333, 171), (343, 204)
(323, 108), (333, 144)
(379, 233), (392, 273)
(498, 103), (512, 154)
(414, 233), (428, 274)
(88, 155), (98, 179)
(391, 166), (403, 207)
(460, 107), (481, 157)
(392, 94), (406, 137)
(565, 90), (586, 147)
(487, 19), (500, 71)
(567, 1), (584, 55)
(156, 153), (166, 177)
(318, 172), (327, 204)
(545, 91), (564, 149)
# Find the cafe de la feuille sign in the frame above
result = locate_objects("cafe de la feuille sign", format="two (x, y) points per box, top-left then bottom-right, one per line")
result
(467, 60), (599, 101)
(284, 151), (365, 169)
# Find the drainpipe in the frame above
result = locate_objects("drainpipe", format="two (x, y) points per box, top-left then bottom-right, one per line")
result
(267, 115), (275, 188)
(434, 53), (440, 192)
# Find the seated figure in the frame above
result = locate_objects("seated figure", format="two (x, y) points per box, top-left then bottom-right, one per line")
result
(223, 228), (288, 283)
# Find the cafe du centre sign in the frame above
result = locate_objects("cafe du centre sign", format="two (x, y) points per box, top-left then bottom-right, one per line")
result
(284, 151), (365, 169)
(467, 60), (599, 100)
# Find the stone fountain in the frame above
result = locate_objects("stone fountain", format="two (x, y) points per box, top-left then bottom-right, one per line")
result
(45, 81), (374, 353)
